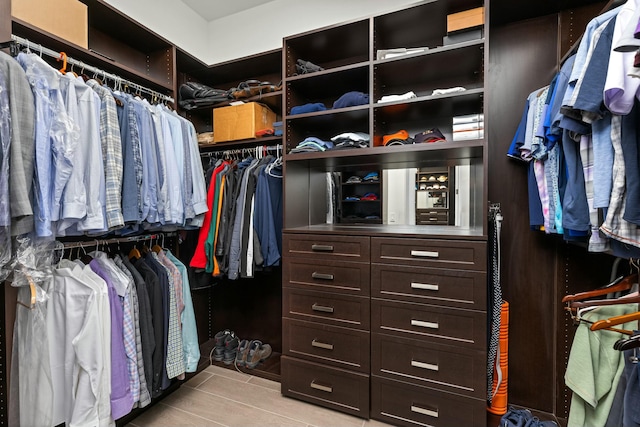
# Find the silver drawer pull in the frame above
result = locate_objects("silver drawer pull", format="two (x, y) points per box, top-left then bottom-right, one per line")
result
(311, 244), (334, 252)
(411, 360), (439, 371)
(411, 282), (439, 291)
(310, 381), (333, 393)
(411, 405), (439, 418)
(411, 250), (439, 258)
(312, 339), (334, 350)
(312, 303), (334, 313)
(312, 272), (334, 280)
(411, 319), (439, 329)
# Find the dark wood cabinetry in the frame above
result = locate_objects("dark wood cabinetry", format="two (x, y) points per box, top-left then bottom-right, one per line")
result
(281, 1), (488, 425)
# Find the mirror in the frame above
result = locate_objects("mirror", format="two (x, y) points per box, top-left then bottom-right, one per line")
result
(328, 165), (472, 227)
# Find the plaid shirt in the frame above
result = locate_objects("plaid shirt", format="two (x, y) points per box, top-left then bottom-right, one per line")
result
(600, 115), (640, 247)
(87, 80), (124, 230)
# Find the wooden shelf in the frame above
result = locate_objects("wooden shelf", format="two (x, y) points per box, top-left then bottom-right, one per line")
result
(283, 224), (486, 239)
(199, 136), (282, 151)
(12, 18), (174, 92)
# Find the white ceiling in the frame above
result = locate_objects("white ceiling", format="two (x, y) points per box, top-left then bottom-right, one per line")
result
(181, 0), (275, 22)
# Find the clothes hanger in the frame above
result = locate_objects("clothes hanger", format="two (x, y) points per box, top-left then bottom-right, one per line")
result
(57, 51), (68, 74)
(152, 234), (163, 254)
(128, 243), (141, 261)
(590, 310), (640, 332)
(80, 242), (94, 265)
(561, 274), (636, 303)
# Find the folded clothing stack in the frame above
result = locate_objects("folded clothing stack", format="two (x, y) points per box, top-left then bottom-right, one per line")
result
(331, 132), (370, 150)
(453, 113), (484, 141)
(290, 136), (334, 153)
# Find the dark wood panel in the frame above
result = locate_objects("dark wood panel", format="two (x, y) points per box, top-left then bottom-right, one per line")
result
(487, 15), (559, 413)
(371, 263), (487, 310)
(283, 318), (370, 372)
(283, 233), (370, 261)
(372, 333), (486, 398)
(372, 299), (486, 350)
(372, 237), (487, 270)
(283, 287), (370, 330)
(281, 356), (370, 418)
(283, 258), (370, 296)
(490, 0), (608, 26)
(559, 3), (610, 61)
(371, 376), (487, 427)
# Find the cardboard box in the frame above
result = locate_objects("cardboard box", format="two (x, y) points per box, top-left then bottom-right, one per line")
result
(12, 0), (88, 49)
(447, 7), (485, 33)
(213, 102), (276, 143)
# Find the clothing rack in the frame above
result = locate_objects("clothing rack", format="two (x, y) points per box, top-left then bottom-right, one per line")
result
(60, 231), (177, 249)
(200, 143), (283, 159)
(6, 34), (175, 103)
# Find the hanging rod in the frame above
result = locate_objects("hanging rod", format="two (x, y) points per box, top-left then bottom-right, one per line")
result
(9, 34), (174, 103)
(200, 143), (283, 157)
(60, 232), (176, 249)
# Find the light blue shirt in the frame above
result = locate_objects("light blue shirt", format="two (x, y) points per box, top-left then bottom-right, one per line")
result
(132, 97), (159, 224)
(165, 250), (200, 373)
(185, 121), (208, 224)
(155, 105), (183, 225)
(162, 107), (187, 225)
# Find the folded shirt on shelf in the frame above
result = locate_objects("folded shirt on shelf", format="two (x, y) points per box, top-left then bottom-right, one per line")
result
(453, 113), (484, 124)
(289, 136), (334, 153)
(376, 47), (429, 60)
(290, 103), (327, 115)
(431, 86), (467, 96)
(377, 91), (417, 103)
(333, 91), (369, 109)
(331, 132), (370, 142)
(415, 128), (446, 143)
(383, 129), (414, 146)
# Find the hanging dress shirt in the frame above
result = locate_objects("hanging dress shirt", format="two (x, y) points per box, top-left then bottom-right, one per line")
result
(0, 51), (35, 236)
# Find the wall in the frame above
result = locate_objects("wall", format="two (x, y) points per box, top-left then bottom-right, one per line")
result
(106, 0), (421, 65)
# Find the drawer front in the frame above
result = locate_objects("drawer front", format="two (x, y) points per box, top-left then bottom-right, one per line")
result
(281, 356), (369, 418)
(283, 287), (370, 330)
(372, 237), (486, 270)
(372, 299), (486, 350)
(283, 258), (370, 296)
(371, 263), (486, 310)
(284, 234), (370, 262)
(372, 333), (486, 398)
(371, 376), (486, 427)
(283, 318), (370, 372)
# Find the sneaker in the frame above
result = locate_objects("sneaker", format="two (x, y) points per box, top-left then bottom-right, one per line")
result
(245, 340), (273, 369)
(235, 339), (250, 367)
(223, 332), (240, 365)
(213, 329), (230, 362)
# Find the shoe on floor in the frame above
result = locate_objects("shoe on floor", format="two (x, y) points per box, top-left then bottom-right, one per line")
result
(223, 332), (240, 365)
(245, 340), (272, 369)
(235, 339), (250, 367)
(213, 329), (231, 362)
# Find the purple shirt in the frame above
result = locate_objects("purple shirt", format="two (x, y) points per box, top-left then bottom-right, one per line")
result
(90, 260), (134, 419)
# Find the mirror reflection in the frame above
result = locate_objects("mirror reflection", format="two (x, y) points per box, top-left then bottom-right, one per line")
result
(327, 166), (471, 227)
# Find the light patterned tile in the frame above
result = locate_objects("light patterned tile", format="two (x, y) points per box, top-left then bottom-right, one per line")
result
(184, 371), (214, 389)
(246, 375), (281, 392)
(196, 374), (364, 427)
(126, 402), (225, 426)
(162, 385), (306, 427)
(204, 364), (252, 383)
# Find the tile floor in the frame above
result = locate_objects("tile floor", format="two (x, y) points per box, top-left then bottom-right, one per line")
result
(126, 364), (394, 427)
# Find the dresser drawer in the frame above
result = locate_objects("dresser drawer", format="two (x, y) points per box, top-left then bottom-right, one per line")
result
(372, 333), (486, 398)
(371, 263), (486, 310)
(371, 376), (486, 427)
(283, 287), (370, 330)
(284, 234), (370, 262)
(283, 258), (370, 296)
(283, 318), (370, 372)
(371, 299), (486, 350)
(281, 356), (369, 418)
(372, 237), (486, 270)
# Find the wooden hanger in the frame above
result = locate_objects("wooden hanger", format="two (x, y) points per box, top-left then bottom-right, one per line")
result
(590, 310), (640, 332)
(562, 274), (637, 303)
(568, 292), (640, 310)
(128, 245), (141, 260)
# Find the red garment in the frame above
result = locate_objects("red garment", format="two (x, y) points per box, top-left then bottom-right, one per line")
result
(190, 163), (226, 268)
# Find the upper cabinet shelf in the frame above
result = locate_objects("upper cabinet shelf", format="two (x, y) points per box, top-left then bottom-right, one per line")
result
(12, 0), (175, 92)
(284, 19), (370, 78)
